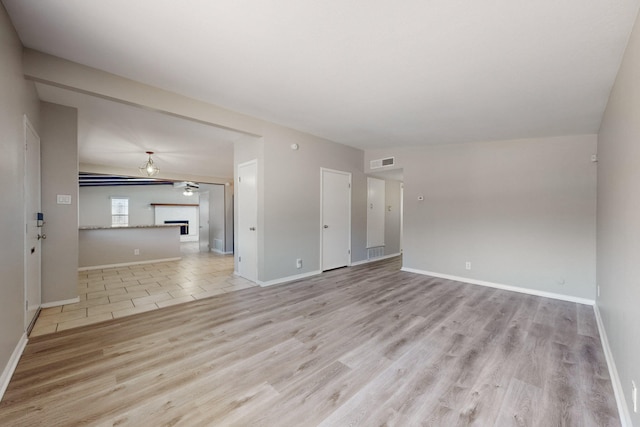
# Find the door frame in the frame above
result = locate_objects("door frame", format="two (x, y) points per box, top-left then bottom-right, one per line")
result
(320, 167), (352, 271)
(23, 114), (41, 332)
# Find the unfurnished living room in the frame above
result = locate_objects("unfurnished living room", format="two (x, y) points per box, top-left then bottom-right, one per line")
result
(1, 1), (639, 426)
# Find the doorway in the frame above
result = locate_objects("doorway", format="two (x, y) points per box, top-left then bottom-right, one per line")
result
(320, 168), (351, 271)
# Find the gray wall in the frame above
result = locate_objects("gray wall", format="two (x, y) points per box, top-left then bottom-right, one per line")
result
(597, 7), (640, 424)
(366, 134), (597, 300)
(40, 102), (79, 303)
(261, 129), (367, 282)
(0, 3), (41, 379)
(79, 185), (199, 226)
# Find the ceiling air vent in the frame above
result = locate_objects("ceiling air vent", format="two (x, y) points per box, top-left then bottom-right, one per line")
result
(370, 157), (395, 169)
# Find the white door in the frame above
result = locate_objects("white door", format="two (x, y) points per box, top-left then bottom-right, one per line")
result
(24, 115), (42, 331)
(321, 168), (351, 271)
(199, 191), (210, 252)
(237, 160), (258, 282)
(366, 177), (386, 248)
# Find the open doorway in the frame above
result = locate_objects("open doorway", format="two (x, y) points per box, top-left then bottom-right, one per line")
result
(365, 168), (404, 262)
(78, 173), (233, 264)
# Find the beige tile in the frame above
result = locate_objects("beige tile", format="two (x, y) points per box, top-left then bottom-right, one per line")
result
(85, 283), (107, 293)
(87, 300), (135, 316)
(31, 249), (236, 334)
(200, 282), (228, 293)
(37, 309), (87, 325)
(104, 281), (127, 290)
(156, 295), (195, 308)
(112, 303), (158, 319)
(87, 287), (129, 300)
(131, 271), (153, 278)
(57, 313), (113, 331)
(169, 288), (204, 298)
(146, 284), (182, 295)
(125, 283), (161, 293)
(39, 306), (63, 316)
(30, 322), (57, 337)
(192, 289), (227, 300)
(136, 276), (162, 285)
(108, 291), (149, 303)
(62, 297), (111, 312)
(223, 281), (256, 292)
(132, 292), (173, 306)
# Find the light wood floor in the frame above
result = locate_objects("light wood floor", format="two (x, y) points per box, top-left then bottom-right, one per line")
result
(1, 257), (620, 426)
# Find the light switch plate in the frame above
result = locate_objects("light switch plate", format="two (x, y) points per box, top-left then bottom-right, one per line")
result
(57, 194), (72, 205)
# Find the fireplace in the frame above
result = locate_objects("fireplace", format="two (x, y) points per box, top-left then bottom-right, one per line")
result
(164, 220), (189, 235)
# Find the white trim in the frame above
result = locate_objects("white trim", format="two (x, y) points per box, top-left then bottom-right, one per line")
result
(40, 297), (80, 308)
(351, 253), (402, 266)
(0, 333), (28, 402)
(78, 257), (181, 271)
(594, 304), (631, 427)
(400, 267), (595, 305)
(258, 270), (322, 287)
(212, 249), (233, 255)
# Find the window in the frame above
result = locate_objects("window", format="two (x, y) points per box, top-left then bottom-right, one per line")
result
(111, 197), (129, 227)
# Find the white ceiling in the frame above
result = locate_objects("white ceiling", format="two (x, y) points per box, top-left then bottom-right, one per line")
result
(4, 0), (640, 152)
(36, 84), (247, 179)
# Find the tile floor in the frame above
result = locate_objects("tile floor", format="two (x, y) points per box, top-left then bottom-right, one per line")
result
(30, 245), (256, 336)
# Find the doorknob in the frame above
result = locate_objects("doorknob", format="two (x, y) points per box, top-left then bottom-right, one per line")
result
(37, 234), (46, 240)
(249, 227), (256, 231)
(323, 225), (329, 229)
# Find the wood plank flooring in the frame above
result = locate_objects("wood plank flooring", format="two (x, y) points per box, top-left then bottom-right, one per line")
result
(0, 257), (620, 426)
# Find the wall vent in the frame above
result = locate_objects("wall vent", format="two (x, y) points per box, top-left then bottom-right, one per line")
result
(367, 246), (385, 259)
(370, 157), (395, 169)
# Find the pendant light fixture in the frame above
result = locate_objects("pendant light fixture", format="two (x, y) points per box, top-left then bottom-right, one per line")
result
(139, 151), (159, 176)
(183, 186), (194, 196)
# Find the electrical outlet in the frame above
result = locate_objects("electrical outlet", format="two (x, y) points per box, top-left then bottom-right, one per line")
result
(465, 261), (471, 270)
(134, 249), (140, 255)
(633, 381), (638, 413)
(296, 258), (302, 269)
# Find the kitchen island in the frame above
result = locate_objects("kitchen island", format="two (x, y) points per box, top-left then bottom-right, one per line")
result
(79, 225), (182, 270)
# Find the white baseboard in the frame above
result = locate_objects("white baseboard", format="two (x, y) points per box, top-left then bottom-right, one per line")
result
(0, 333), (27, 402)
(78, 257), (182, 271)
(41, 297), (80, 308)
(351, 252), (402, 266)
(594, 304), (631, 427)
(400, 267), (595, 306)
(212, 249), (233, 255)
(258, 270), (322, 287)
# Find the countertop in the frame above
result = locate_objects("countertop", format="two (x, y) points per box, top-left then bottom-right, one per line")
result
(79, 224), (183, 230)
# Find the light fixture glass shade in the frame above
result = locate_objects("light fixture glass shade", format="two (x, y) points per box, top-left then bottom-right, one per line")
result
(183, 187), (194, 196)
(139, 151), (159, 176)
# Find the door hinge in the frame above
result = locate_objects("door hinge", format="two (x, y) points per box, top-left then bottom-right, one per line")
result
(25, 300), (28, 311)
(348, 183), (351, 188)
(239, 256), (242, 262)
(348, 250), (351, 254)
(238, 176), (242, 183)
